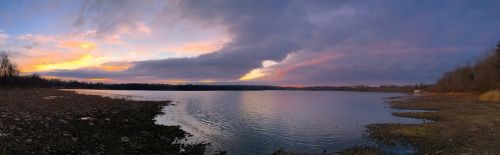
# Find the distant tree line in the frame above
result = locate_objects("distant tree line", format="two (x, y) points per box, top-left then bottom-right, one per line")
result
(431, 42), (500, 92)
(0, 75), (423, 92)
(0, 51), (424, 92)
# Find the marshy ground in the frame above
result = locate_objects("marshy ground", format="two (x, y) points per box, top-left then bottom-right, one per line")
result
(368, 93), (500, 154)
(0, 88), (205, 154)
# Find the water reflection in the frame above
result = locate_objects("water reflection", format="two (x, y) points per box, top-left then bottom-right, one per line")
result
(71, 90), (423, 154)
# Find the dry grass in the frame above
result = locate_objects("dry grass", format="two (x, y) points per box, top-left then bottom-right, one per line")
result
(479, 89), (500, 102)
(369, 93), (500, 154)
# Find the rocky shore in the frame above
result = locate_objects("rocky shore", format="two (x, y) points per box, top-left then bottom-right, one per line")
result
(0, 88), (206, 154)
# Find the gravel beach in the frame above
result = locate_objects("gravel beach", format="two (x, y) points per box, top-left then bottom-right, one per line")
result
(0, 88), (205, 154)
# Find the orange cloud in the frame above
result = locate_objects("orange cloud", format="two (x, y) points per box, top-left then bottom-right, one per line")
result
(60, 41), (97, 51)
(17, 51), (74, 72)
(28, 54), (108, 72)
(36, 54), (95, 71)
(182, 42), (222, 53)
(239, 53), (341, 81)
(98, 64), (131, 71)
(238, 60), (278, 81)
(199, 79), (217, 83)
(165, 38), (229, 56)
(239, 69), (266, 81)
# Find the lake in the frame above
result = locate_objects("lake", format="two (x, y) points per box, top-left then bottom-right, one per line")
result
(71, 90), (423, 154)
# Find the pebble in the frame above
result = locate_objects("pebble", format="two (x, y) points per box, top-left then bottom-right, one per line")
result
(59, 119), (68, 124)
(120, 136), (130, 142)
(80, 117), (93, 121)
(0, 89), (203, 154)
(62, 132), (70, 137)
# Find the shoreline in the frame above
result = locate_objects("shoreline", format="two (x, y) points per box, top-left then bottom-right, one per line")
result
(3, 88), (496, 154)
(64, 89), (419, 154)
(365, 93), (500, 154)
(68, 89), (223, 153)
(0, 88), (206, 154)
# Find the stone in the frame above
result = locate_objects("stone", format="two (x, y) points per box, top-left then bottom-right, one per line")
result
(120, 136), (130, 142)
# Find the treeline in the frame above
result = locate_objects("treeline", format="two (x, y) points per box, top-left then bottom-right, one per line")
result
(0, 51), (423, 92)
(0, 74), (423, 92)
(432, 42), (500, 92)
(300, 84), (427, 92)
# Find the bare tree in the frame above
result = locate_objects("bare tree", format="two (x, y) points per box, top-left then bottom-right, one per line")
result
(433, 41), (500, 92)
(0, 51), (19, 77)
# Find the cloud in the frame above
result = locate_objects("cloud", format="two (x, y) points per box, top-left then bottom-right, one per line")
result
(59, 41), (97, 51)
(16, 34), (55, 44)
(0, 30), (8, 44)
(119, 1), (321, 81)
(163, 38), (230, 56)
(26, 0), (500, 85)
(42, 68), (119, 79)
(73, 0), (161, 39)
(254, 47), (481, 86)
(121, 0), (500, 83)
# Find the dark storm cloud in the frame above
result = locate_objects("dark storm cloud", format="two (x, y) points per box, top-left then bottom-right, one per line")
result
(263, 48), (484, 86)
(44, 0), (500, 85)
(125, 0), (322, 80)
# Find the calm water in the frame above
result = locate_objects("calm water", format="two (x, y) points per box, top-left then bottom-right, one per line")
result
(71, 90), (423, 154)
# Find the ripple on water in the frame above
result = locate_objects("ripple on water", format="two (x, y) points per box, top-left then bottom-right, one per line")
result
(69, 90), (426, 154)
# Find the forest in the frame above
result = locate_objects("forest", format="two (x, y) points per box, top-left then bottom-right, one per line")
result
(432, 42), (500, 92)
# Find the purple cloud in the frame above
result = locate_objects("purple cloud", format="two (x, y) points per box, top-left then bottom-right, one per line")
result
(40, 0), (500, 85)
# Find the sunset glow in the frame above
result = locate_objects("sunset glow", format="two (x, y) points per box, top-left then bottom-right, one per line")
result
(1, 1), (499, 154)
(0, 0), (499, 85)
(61, 41), (97, 51)
(34, 54), (106, 71)
(239, 69), (266, 81)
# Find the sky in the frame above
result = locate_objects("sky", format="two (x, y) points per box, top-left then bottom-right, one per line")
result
(0, 0), (499, 86)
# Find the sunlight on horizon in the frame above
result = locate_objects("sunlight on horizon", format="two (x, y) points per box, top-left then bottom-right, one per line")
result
(1, 0), (499, 85)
